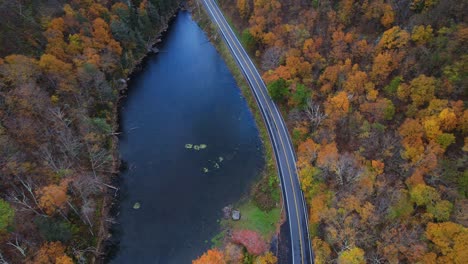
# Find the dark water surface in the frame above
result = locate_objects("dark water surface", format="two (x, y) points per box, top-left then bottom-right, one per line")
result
(110, 11), (264, 263)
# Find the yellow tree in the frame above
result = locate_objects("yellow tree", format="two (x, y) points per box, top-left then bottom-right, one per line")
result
(376, 26), (410, 52)
(344, 70), (368, 95)
(33, 242), (73, 264)
(408, 74), (436, 107)
(338, 0), (355, 24)
(412, 25), (434, 45)
(438, 108), (458, 131)
(423, 117), (442, 140)
(38, 54), (75, 93)
(338, 247), (365, 264)
(425, 222), (468, 263)
(316, 142), (339, 169)
(371, 51), (400, 83)
(399, 118), (425, 164)
(192, 249), (225, 264)
(44, 18), (68, 61)
(409, 184), (440, 206)
(255, 252), (277, 264)
(381, 4), (395, 28)
(324, 92), (350, 121)
(303, 38), (323, 62)
(36, 180), (69, 215)
(237, 0), (250, 18)
(313, 238), (331, 264)
(297, 138), (320, 167)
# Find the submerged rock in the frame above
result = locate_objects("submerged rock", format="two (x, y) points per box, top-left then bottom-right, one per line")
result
(185, 144), (193, 149)
(133, 202), (141, 210)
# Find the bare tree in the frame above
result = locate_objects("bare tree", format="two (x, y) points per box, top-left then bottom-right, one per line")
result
(261, 47), (283, 71)
(69, 174), (104, 228)
(332, 153), (362, 186)
(7, 175), (46, 216)
(39, 145), (61, 172)
(48, 107), (81, 160)
(41, 107), (82, 172)
(0, 251), (9, 264)
(81, 199), (96, 228)
(6, 235), (26, 257)
(7, 190), (44, 217)
(89, 148), (111, 178)
(305, 99), (327, 130)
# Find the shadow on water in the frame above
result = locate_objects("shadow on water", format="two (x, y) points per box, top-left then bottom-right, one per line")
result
(106, 11), (265, 263)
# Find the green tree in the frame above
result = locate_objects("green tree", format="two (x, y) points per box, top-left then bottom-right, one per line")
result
(241, 29), (256, 53)
(410, 184), (440, 206)
(383, 99), (396, 120)
(383, 76), (403, 96)
(35, 216), (74, 242)
(0, 199), (14, 231)
(267, 78), (289, 102)
(427, 200), (453, 221)
(437, 133), (455, 149)
(291, 83), (310, 108)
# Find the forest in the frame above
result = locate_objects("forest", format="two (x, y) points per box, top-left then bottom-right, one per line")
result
(193, 0), (467, 263)
(0, 0), (180, 263)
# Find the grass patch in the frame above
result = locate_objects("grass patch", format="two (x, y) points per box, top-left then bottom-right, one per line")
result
(211, 230), (226, 248)
(222, 202), (281, 240)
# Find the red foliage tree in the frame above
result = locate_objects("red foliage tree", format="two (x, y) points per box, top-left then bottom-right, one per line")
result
(231, 229), (268, 256)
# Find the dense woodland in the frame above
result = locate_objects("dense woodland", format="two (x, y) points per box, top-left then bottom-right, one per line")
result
(0, 0), (180, 263)
(193, 0), (467, 263)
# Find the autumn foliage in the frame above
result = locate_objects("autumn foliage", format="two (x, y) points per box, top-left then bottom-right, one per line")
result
(36, 180), (69, 215)
(33, 242), (73, 264)
(231, 229), (268, 256)
(0, 0), (181, 262)
(214, 0), (467, 262)
(192, 249), (226, 264)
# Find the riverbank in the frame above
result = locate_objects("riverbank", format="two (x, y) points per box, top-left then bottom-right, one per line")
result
(107, 10), (270, 263)
(188, 0), (284, 258)
(96, 5), (182, 263)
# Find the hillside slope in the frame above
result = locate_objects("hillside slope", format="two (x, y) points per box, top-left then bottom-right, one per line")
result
(0, 0), (180, 263)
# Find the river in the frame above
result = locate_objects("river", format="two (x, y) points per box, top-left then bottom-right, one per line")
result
(108, 11), (264, 263)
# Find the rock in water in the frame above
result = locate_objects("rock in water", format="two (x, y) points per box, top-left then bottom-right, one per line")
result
(222, 206), (232, 219)
(232, 210), (241, 221)
(133, 202), (141, 210)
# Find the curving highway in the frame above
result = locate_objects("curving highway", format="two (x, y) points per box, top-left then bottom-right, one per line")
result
(199, 0), (313, 263)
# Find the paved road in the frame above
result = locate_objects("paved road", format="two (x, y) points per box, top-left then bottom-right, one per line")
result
(200, 1), (313, 263)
